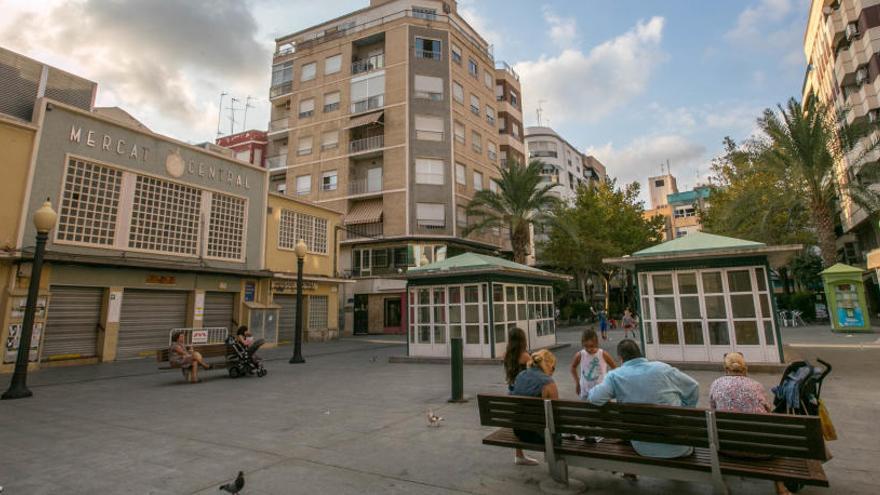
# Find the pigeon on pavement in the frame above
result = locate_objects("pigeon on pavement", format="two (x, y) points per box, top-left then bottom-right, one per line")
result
(219, 471), (244, 494)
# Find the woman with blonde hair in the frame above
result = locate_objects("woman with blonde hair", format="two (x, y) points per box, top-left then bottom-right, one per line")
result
(503, 328), (538, 465)
(510, 349), (559, 444)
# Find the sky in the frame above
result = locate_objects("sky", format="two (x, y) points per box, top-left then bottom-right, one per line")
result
(0, 0), (808, 196)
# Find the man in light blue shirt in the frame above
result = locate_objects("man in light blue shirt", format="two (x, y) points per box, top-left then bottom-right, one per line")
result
(587, 339), (700, 459)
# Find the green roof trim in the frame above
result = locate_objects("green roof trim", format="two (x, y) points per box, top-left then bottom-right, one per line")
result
(409, 252), (546, 274)
(819, 263), (865, 275)
(633, 231), (765, 257)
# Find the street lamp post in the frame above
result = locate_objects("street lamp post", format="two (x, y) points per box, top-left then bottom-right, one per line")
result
(289, 239), (307, 364)
(2, 199), (58, 400)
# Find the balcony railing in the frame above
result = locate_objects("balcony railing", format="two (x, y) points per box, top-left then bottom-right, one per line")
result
(270, 81), (293, 98)
(495, 61), (520, 81)
(268, 118), (289, 132)
(345, 222), (383, 240)
(351, 94), (384, 114)
(266, 154), (288, 170)
(351, 53), (385, 75)
(417, 221), (446, 230)
(349, 134), (384, 154)
(416, 49), (442, 60)
(349, 176), (383, 195)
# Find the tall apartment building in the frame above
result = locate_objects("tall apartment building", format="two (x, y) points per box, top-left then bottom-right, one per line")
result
(524, 126), (606, 204)
(267, 0), (522, 334)
(648, 172), (679, 210)
(804, 0), (880, 266)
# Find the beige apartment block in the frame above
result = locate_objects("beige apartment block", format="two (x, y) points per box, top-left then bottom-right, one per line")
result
(267, 0), (522, 335)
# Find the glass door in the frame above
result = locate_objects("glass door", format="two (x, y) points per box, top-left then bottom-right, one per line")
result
(677, 272), (708, 361)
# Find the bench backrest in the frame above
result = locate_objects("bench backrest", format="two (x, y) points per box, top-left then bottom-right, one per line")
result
(552, 399), (711, 449)
(714, 410), (827, 461)
(156, 343), (231, 362)
(477, 394), (546, 433)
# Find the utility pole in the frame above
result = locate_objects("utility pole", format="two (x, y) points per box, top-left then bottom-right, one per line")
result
(216, 92), (227, 138)
(243, 96), (255, 130)
(227, 97), (241, 135)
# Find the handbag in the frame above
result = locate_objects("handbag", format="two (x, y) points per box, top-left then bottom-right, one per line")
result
(818, 399), (837, 441)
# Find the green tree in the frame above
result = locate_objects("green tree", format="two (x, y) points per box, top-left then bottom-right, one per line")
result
(541, 179), (664, 309)
(758, 95), (880, 267)
(463, 159), (560, 264)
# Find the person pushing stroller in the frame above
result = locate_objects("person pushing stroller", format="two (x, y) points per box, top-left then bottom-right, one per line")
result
(227, 325), (267, 377)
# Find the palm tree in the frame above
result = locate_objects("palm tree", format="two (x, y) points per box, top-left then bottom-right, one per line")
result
(759, 95), (880, 267)
(463, 159), (560, 264)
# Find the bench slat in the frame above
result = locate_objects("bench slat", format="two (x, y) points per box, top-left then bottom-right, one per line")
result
(482, 427), (545, 452)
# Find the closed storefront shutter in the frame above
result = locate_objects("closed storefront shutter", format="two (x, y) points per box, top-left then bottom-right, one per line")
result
(309, 296), (329, 329)
(118, 289), (188, 359)
(203, 292), (235, 332)
(42, 286), (103, 361)
(275, 295), (297, 344)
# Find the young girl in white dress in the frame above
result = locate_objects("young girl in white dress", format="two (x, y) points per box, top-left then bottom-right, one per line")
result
(570, 328), (617, 400)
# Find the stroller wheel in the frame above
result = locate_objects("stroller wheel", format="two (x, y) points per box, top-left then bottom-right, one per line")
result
(228, 367), (241, 378)
(784, 481), (805, 493)
(257, 368), (267, 377)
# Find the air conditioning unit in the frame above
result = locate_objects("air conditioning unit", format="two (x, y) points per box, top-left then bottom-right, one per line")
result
(846, 23), (859, 41)
(857, 67), (869, 85)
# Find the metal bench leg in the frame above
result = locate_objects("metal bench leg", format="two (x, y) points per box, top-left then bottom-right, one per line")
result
(706, 411), (730, 495)
(539, 400), (585, 494)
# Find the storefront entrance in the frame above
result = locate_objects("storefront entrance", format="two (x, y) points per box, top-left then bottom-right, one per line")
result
(41, 286), (103, 361)
(117, 289), (188, 359)
(203, 292), (235, 332)
(354, 294), (369, 335)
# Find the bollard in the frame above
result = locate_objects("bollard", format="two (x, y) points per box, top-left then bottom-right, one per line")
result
(448, 337), (467, 403)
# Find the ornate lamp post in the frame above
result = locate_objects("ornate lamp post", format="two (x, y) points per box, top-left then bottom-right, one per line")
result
(3, 199), (57, 400)
(289, 239), (307, 364)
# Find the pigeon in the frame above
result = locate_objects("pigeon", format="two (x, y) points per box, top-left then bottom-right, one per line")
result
(219, 471), (244, 494)
(369, 355), (378, 363)
(426, 408), (444, 427)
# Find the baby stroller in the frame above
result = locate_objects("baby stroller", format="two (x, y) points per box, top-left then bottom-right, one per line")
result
(225, 335), (267, 378)
(771, 358), (832, 492)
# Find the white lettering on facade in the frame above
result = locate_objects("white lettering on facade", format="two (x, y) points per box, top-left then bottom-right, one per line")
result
(116, 139), (125, 155)
(70, 126), (82, 143)
(86, 131), (96, 147)
(198, 163), (205, 177)
(129, 144), (139, 160)
(102, 135), (112, 151)
(208, 166), (217, 180)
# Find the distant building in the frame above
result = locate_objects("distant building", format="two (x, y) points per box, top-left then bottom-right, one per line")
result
(668, 185), (711, 238)
(647, 172), (678, 210)
(525, 126), (605, 204)
(216, 129), (268, 168)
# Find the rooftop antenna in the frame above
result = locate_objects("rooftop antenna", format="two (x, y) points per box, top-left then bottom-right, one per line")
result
(242, 96), (255, 130)
(666, 158), (671, 175)
(536, 100), (547, 126)
(216, 92), (228, 138)
(227, 97), (241, 135)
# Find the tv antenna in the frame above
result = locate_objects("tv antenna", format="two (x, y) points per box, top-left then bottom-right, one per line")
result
(216, 92), (228, 138)
(536, 100), (547, 126)
(227, 97), (241, 135)
(243, 96), (255, 130)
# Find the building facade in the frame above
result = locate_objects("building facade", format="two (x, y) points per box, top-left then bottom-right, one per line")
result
(644, 183), (710, 241)
(524, 126), (605, 204)
(267, 0), (521, 333)
(803, 0), (880, 267)
(216, 130), (269, 170)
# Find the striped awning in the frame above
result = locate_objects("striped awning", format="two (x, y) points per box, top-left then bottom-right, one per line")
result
(345, 199), (383, 225)
(344, 111), (384, 129)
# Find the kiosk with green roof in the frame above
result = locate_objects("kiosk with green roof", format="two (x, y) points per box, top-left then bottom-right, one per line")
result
(605, 232), (802, 364)
(820, 263), (872, 332)
(405, 253), (568, 359)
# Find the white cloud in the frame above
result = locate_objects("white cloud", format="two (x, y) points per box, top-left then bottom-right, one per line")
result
(458, 0), (503, 50)
(726, 0), (792, 41)
(515, 17), (665, 126)
(725, 0), (803, 67)
(587, 135), (707, 188)
(543, 8), (578, 48)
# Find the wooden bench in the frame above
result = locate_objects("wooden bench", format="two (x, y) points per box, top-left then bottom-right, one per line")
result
(156, 344), (231, 379)
(477, 394), (829, 494)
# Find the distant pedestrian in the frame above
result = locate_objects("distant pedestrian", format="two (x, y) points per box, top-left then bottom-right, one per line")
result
(169, 331), (212, 383)
(622, 307), (636, 339)
(592, 307), (609, 340)
(503, 327), (538, 466)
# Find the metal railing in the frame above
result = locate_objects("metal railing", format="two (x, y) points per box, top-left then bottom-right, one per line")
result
(495, 61), (520, 81)
(349, 176), (383, 195)
(417, 221), (446, 230)
(266, 154), (288, 170)
(351, 53), (385, 75)
(345, 222), (383, 240)
(351, 94), (384, 114)
(270, 81), (293, 98)
(349, 134), (384, 154)
(416, 49), (442, 60)
(169, 327), (229, 346)
(268, 117), (289, 132)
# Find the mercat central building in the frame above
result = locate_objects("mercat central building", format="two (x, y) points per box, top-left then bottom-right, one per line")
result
(267, 0), (525, 335)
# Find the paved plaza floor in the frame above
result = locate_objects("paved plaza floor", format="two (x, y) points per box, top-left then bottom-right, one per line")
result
(0, 327), (877, 494)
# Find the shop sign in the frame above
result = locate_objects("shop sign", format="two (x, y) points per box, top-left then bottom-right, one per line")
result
(244, 281), (256, 302)
(146, 275), (176, 285)
(191, 330), (209, 345)
(272, 280), (316, 292)
(4, 323), (42, 364)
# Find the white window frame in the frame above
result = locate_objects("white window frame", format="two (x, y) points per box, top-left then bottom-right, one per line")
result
(415, 115), (444, 141)
(297, 136), (313, 156)
(324, 54), (342, 75)
(321, 130), (339, 150)
(301, 62), (317, 81)
(453, 121), (465, 144)
(470, 94), (480, 115)
(298, 98), (315, 118)
(322, 170), (338, 191)
(414, 75), (444, 100)
(473, 170), (484, 191)
(295, 174), (311, 195)
(415, 158), (445, 185)
(456, 163), (467, 185)
(471, 131), (482, 153)
(416, 202), (446, 228)
(452, 81), (464, 103)
(323, 91), (341, 112)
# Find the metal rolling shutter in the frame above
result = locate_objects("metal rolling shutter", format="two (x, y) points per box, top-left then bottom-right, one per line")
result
(117, 289), (188, 359)
(275, 295), (297, 344)
(203, 292), (234, 331)
(41, 286), (103, 361)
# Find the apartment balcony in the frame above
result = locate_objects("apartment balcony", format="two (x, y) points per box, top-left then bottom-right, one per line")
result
(416, 49), (442, 60)
(351, 94), (384, 114)
(416, 220), (446, 231)
(351, 53), (384, 75)
(344, 222), (384, 240)
(270, 82), (293, 99)
(266, 154), (288, 170)
(349, 175), (383, 195)
(349, 134), (384, 155)
(268, 117), (289, 133)
(495, 61), (520, 81)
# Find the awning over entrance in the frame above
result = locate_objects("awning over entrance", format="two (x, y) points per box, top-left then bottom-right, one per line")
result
(345, 199), (383, 225)
(344, 111), (384, 129)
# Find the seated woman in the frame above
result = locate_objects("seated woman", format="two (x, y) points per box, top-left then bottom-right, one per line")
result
(169, 331), (212, 383)
(709, 352), (790, 495)
(235, 325), (264, 368)
(509, 349), (559, 444)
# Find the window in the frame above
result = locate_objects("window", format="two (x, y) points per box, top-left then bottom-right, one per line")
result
(416, 203), (445, 228)
(415, 115), (444, 141)
(207, 192), (246, 260)
(298, 98), (315, 118)
(487, 141), (497, 162)
(510, 90), (518, 107)
(470, 94), (480, 115)
(468, 58), (478, 76)
(297, 135), (313, 155)
(415, 158), (445, 185)
(295, 175), (311, 195)
(456, 163), (466, 185)
(483, 70), (493, 88)
(309, 296), (329, 329)
(323, 91), (340, 112)
(128, 175), (201, 255)
(270, 61), (293, 96)
(279, 209), (328, 254)
(412, 7), (437, 20)
(57, 159), (123, 246)
(495, 84), (503, 101)
(322, 170), (337, 191)
(499, 116), (506, 131)
(301, 62), (316, 81)
(324, 54), (341, 75)
(414, 75), (443, 100)
(471, 130), (482, 153)
(655, 179), (665, 187)
(489, 179), (499, 193)
(415, 37), (441, 59)
(473, 171), (484, 190)
(451, 44), (462, 64)
(453, 121), (465, 144)
(235, 149), (250, 162)
(321, 130), (338, 150)
(452, 81), (464, 103)
(351, 72), (385, 113)
(485, 105), (495, 125)
(457, 205), (468, 227)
